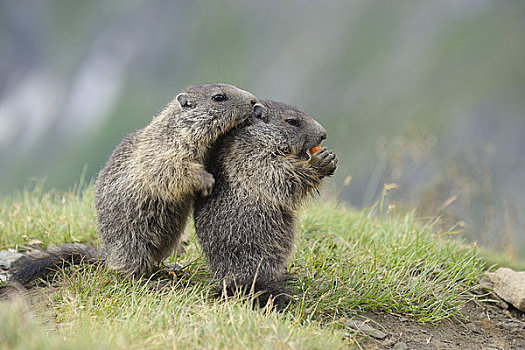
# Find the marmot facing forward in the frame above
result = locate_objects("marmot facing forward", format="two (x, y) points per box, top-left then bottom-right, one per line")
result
(193, 100), (337, 308)
(13, 83), (258, 284)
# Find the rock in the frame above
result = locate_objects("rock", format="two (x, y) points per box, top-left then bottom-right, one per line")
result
(477, 275), (509, 309)
(0, 271), (8, 282)
(393, 342), (408, 350)
(465, 322), (482, 334)
(345, 319), (388, 340)
(0, 249), (30, 283)
(497, 320), (525, 331)
(0, 249), (25, 270)
(167, 262), (183, 272)
(486, 268), (525, 312)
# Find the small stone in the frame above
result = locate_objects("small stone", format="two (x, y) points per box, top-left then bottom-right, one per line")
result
(393, 342), (408, 350)
(485, 268), (525, 312)
(346, 319), (388, 340)
(167, 262), (183, 272)
(497, 320), (524, 331)
(0, 249), (25, 270)
(478, 275), (509, 309)
(0, 271), (8, 282)
(465, 322), (482, 334)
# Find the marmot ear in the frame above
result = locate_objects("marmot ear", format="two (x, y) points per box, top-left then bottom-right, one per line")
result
(176, 93), (192, 109)
(253, 103), (268, 122)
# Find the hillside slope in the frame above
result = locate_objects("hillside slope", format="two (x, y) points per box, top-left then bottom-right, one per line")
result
(1, 186), (523, 349)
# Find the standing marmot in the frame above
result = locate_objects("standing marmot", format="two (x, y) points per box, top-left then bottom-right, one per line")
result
(95, 83), (258, 277)
(193, 100), (337, 308)
(13, 83), (258, 284)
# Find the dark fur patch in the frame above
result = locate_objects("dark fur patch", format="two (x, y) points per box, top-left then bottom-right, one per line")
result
(12, 245), (101, 286)
(216, 278), (293, 310)
(194, 99), (336, 311)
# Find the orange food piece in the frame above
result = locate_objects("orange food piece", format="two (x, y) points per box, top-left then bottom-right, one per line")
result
(309, 145), (322, 156)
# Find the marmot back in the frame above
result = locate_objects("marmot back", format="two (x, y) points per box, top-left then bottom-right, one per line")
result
(194, 100), (337, 308)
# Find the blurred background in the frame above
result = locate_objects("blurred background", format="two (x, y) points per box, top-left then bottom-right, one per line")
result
(1, 1), (524, 257)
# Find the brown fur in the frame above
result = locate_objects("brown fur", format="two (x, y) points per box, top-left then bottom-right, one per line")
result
(94, 83), (258, 277)
(194, 100), (337, 308)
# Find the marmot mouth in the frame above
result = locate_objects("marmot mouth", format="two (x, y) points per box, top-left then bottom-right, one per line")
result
(302, 142), (322, 160)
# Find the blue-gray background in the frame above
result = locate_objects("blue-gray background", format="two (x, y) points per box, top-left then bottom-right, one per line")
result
(1, 1), (524, 257)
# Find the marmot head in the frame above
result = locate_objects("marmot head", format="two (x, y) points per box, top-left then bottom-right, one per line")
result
(176, 83), (257, 119)
(248, 100), (327, 160)
(170, 83), (258, 145)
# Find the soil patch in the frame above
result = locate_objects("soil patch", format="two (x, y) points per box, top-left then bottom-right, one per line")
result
(355, 302), (525, 349)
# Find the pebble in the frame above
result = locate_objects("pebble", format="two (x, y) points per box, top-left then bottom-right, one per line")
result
(393, 342), (408, 350)
(0, 249), (25, 270)
(497, 320), (524, 331)
(465, 322), (482, 334)
(0, 271), (8, 282)
(345, 319), (388, 340)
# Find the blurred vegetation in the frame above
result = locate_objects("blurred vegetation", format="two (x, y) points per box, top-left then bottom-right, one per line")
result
(1, 1), (524, 253)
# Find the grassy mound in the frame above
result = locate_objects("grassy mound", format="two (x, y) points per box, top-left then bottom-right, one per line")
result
(1, 185), (486, 349)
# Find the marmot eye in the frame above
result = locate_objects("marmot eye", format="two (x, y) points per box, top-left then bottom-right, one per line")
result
(285, 118), (300, 127)
(212, 94), (228, 102)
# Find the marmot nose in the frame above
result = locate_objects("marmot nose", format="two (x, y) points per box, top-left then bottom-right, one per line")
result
(320, 130), (327, 141)
(250, 98), (257, 105)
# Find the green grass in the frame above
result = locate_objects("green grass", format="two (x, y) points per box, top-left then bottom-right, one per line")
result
(1, 185), (490, 349)
(0, 182), (97, 250)
(293, 203), (483, 323)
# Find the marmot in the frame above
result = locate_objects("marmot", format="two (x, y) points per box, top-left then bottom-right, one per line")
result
(193, 100), (337, 308)
(13, 83), (258, 284)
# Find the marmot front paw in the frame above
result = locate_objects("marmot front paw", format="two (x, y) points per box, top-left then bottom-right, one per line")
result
(312, 147), (338, 176)
(198, 172), (215, 197)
